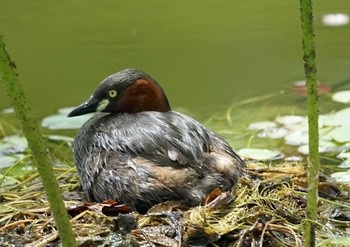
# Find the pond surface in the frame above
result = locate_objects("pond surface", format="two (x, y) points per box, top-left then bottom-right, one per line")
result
(0, 0), (349, 117)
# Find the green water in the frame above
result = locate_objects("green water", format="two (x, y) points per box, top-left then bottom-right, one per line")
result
(0, 0), (349, 117)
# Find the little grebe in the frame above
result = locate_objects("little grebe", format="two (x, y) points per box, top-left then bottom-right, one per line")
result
(68, 69), (245, 212)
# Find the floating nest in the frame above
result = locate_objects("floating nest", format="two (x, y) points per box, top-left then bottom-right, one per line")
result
(0, 163), (349, 246)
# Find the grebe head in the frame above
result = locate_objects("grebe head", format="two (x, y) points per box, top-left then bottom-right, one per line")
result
(68, 69), (171, 117)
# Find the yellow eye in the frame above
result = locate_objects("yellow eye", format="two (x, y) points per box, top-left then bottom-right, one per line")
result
(108, 89), (117, 98)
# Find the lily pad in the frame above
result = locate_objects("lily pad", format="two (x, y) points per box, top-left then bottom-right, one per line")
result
(331, 170), (350, 184)
(320, 107), (350, 127)
(275, 115), (305, 125)
(42, 112), (92, 130)
(47, 135), (75, 143)
(337, 152), (350, 159)
(332, 90), (350, 103)
(257, 127), (288, 139)
(297, 141), (338, 155)
(248, 121), (277, 130)
(0, 143), (13, 154)
(339, 159), (350, 168)
(0, 155), (18, 169)
(238, 148), (284, 161)
(282, 120), (309, 133)
(58, 107), (77, 115)
(322, 13), (349, 27)
(284, 156), (303, 162)
(5, 136), (28, 148)
(327, 126), (350, 143)
(318, 126), (336, 141)
(0, 136), (28, 154)
(284, 131), (308, 146)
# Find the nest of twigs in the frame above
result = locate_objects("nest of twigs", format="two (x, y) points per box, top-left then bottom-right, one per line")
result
(1, 163), (349, 246)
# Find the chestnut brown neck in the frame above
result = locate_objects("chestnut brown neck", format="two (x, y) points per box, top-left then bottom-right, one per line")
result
(116, 79), (171, 113)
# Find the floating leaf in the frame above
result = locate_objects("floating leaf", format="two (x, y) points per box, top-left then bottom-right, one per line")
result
(0, 155), (18, 169)
(48, 135), (75, 143)
(333, 107), (350, 124)
(285, 156), (303, 162)
(328, 126), (350, 143)
(322, 13), (349, 27)
(0, 135), (28, 154)
(0, 154), (28, 175)
(284, 123), (309, 133)
(297, 145), (308, 155)
(5, 135), (28, 149)
(248, 121), (277, 130)
(331, 170), (350, 184)
(0, 142), (13, 154)
(284, 131), (308, 146)
(275, 115), (305, 125)
(339, 159), (350, 168)
(320, 107), (350, 127)
(332, 90), (350, 103)
(257, 127), (288, 139)
(42, 113), (92, 130)
(319, 126), (336, 141)
(337, 152), (350, 159)
(58, 107), (76, 115)
(238, 148), (284, 161)
(284, 126), (350, 146)
(297, 141), (338, 155)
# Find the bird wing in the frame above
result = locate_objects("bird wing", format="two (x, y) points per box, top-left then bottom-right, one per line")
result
(95, 111), (214, 171)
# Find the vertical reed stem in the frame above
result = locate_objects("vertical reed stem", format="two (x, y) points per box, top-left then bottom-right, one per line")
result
(299, 1), (319, 246)
(0, 34), (76, 247)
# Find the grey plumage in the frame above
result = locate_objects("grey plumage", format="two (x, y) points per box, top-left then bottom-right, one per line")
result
(69, 69), (245, 212)
(74, 111), (244, 212)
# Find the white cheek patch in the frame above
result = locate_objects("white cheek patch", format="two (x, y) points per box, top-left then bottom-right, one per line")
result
(97, 99), (109, 111)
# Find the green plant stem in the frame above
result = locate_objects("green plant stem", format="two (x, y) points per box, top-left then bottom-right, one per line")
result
(299, 1), (319, 247)
(0, 34), (76, 246)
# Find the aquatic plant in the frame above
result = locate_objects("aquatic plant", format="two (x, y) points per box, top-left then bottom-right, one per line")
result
(0, 34), (76, 246)
(299, 0), (319, 245)
(1, 162), (349, 246)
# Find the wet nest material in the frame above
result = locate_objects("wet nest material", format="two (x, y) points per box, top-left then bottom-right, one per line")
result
(1, 163), (349, 246)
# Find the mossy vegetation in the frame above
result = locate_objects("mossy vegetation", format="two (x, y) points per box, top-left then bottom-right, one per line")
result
(1, 159), (349, 246)
(1, 98), (350, 246)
